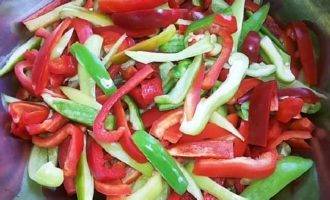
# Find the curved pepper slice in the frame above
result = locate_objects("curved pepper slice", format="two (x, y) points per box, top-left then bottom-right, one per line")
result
(94, 180), (132, 196)
(93, 65), (154, 142)
(194, 151), (278, 179)
(99, 0), (168, 13)
(276, 97), (304, 123)
(26, 112), (68, 135)
(267, 130), (312, 150)
(8, 102), (50, 125)
(72, 18), (93, 43)
(31, 18), (71, 95)
(15, 61), (34, 93)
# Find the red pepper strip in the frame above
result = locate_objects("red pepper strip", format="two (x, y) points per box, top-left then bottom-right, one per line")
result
(241, 31), (261, 63)
(121, 66), (137, 80)
(228, 78), (262, 105)
(94, 180), (132, 196)
(286, 138), (311, 150)
(184, 64), (205, 121)
(122, 168), (141, 184)
(234, 121), (249, 157)
(163, 123), (183, 144)
(87, 137), (127, 181)
(168, 140), (234, 159)
(267, 131), (312, 150)
(23, 49), (39, 63)
(149, 108), (183, 140)
(58, 125), (84, 177)
(141, 107), (165, 129)
(115, 101), (147, 163)
(289, 118), (315, 132)
(194, 151), (278, 179)
(63, 176), (76, 196)
(264, 16), (283, 39)
(35, 28), (51, 39)
(276, 97), (304, 123)
(94, 25), (158, 39)
(11, 122), (31, 140)
(49, 74), (65, 88)
(22, 0), (70, 22)
(93, 65), (154, 142)
(99, 0), (168, 13)
(278, 88), (320, 104)
(14, 61), (33, 92)
(141, 76), (164, 106)
(26, 113), (68, 135)
(112, 9), (187, 30)
(281, 31), (300, 78)
(245, 0), (260, 12)
(49, 55), (77, 77)
(267, 119), (282, 141)
(72, 18), (93, 43)
(168, 191), (181, 200)
(202, 31), (233, 90)
(129, 87), (149, 109)
(291, 21), (318, 85)
(31, 19), (71, 95)
(16, 87), (31, 100)
(84, 0), (94, 9)
(8, 102), (49, 125)
(168, 0), (182, 8)
(248, 81), (277, 147)
(108, 64), (122, 80)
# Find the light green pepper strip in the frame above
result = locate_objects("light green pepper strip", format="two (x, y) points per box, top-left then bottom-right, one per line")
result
(125, 35), (214, 64)
(28, 146), (64, 188)
(0, 36), (41, 77)
(23, 0), (84, 32)
(60, 6), (113, 26)
(180, 53), (249, 135)
(301, 102), (322, 114)
(123, 96), (144, 131)
(246, 62), (276, 77)
(157, 180), (171, 200)
(158, 102), (184, 111)
(159, 34), (185, 53)
(211, 0), (229, 13)
(127, 173), (163, 200)
(231, 0), (246, 52)
(237, 101), (249, 121)
(155, 55), (202, 105)
(51, 28), (74, 59)
(260, 36), (295, 83)
(76, 135), (94, 200)
(186, 162), (247, 200)
(92, 135), (154, 177)
(241, 156), (313, 200)
(42, 94), (115, 129)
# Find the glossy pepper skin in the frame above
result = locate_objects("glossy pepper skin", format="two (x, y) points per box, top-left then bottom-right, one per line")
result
(26, 112), (68, 135)
(241, 156), (313, 200)
(132, 130), (188, 195)
(99, 0), (168, 13)
(72, 18), (93, 43)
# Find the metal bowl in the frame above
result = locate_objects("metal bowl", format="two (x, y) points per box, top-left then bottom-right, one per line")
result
(0, 0), (329, 199)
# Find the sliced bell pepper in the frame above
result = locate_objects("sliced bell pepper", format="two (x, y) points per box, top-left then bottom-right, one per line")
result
(234, 121), (249, 157)
(163, 123), (183, 144)
(140, 76), (164, 106)
(71, 43), (116, 96)
(93, 65), (154, 143)
(241, 31), (261, 63)
(168, 140), (234, 158)
(72, 18), (93, 43)
(94, 25), (158, 39)
(132, 130), (188, 195)
(49, 55), (77, 77)
(276, 97), (304, 123)
(267, 119), (282, 141)
(122, 96), (144, 131)
(31, 18), (71, 95)
(241, 156), (313, 200)
(14, 61), (33, 93)
(63, 176), (76, 195)
(150, 108), (183, 140)
(248, 80), (277, 147)
(112, 9), (187, 30)
(194, 151), (278, 179)
(94, 180), (132, 196)
(86, 137), (126, 181)
(278, 88), (320, 104)
(228, 78), (262, 105)
(160, 34), (185, 53)
(127, 173), (163, 200)
(267, 131), (312, 150)
(99, 0), (168, 13)
(289, 118), (315, 132)
(26, 112), (68, 135)
(8, 102), (50, 125)
(246, 62), (276, 78)
(230, 0), (245, 52)
(291, 21), (318, 85)
(141, 107), (165, 129)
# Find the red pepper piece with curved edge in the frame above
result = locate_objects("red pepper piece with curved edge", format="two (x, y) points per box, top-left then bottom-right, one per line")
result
(95, 29), (135, 54)
(264, 16), (283, 38)
(245, 0), (260, 12)
(94, 25), (157, 39)
(94, 180), (132, 196)
(26, 113), (68, 135)
(163, 123), (183, 144)
(286, 138), (311, 150)
(99, 0), (168, 13)
(276, 97), (304, 123)
(184, 63), (205, 121)
(121, 66), (137, 80)
(267, 119), (282, 141)
(141, 76), (163, 106)
(248, 81), (277, 147)
(168, 140), (234, 158)
(241, 31), (261, 63)
(289, 118), (315, 132)
(72, 18), (93, 43)
(35, 28), (51, 39)
(32, 19), (71, 95)
(63, 176), (76, 196)
(278, 88), (320, 104)
(291, 21), (318, 85)
(149, 108), (183, 140)
(168, 0), (184, 8)
(194, 151), (278, 179)
(87, 137), (127, 181)
(228, 78), (262, 105)
(93, 65), (154, 143)
(122, 168), (141, 184)
(15, 87), (31, 100)
(234, 121), (249, 157)
(115, 101), (147, 163)
(141, 107), (165, 128)
(112, 9), (187, 30)
(8, 102), (50, 125)
(49, 55), (77, 77)
(11, 122), (31, 140)
(84, 0), (94, 9)
(281, 30), (300, 78)
(267, 131), (312, 150)
(15, 61), (33, 93)
(129, 87), (149, 109)
(49, 74), (65, 88)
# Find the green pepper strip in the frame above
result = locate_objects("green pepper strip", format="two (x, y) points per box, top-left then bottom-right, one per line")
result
(238, 3), (270, 49)
(28, 145), (64, 188)
(123, 96), (144, 131)
(127, 173), (163, 200)
(186, 162), (246, 200)
(241, 156), (313, 200)
(71, 43), (116, 96)
(132, 130), (188, 195)
(42, 94), (115, 129)
(159, 34), (185, 53)
(231, 0), (245, 52)
(155, 55), (202, 105)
